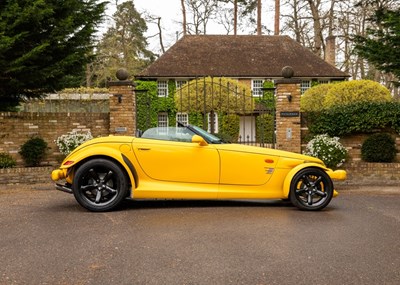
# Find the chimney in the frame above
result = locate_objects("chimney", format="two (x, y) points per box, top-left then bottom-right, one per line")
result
(325, 36), (336, 66)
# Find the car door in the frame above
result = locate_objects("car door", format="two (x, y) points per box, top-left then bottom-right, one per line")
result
(132, 138), (220, 184)
(217, 145), (278, 186)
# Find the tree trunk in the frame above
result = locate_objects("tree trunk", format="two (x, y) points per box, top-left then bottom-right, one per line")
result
(257, 0), (262, 35)
(275, 0), (280, 35)
(181, 0), (187, 35)
(234, 0), (238, 35)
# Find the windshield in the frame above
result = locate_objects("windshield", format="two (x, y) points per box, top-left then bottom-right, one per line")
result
(140, 125), (223, 144)
(188, 125), (222, 144)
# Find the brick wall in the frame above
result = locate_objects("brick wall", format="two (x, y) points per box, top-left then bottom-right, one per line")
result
(0, 112), (110, 166)
(0, 167), (53, 186)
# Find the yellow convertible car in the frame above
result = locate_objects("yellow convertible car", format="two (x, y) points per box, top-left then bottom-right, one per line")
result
(51, 125), (346, 212)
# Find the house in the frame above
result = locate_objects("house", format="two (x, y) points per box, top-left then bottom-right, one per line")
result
(136, 35), (349, 141)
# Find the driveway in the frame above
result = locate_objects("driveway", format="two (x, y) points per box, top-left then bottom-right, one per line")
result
(0, 185), (399, 285)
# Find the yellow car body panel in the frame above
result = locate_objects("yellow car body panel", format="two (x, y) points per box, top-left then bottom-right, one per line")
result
(51, 126), (347, 211)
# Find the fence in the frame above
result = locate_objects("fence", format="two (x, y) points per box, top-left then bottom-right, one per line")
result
(136, 77), (276, 148)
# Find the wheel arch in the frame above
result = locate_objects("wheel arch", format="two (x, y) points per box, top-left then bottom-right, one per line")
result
(282, 163), (329, 198)
(70, 154), (138, 190)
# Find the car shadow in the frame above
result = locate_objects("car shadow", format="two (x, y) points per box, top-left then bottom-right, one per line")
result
(119, 198), (294, 211)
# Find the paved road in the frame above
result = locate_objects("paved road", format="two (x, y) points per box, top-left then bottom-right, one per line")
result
(0, 186), (399, 285)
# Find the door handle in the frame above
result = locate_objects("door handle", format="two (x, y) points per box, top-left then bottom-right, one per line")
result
(137, 148), (151, 151)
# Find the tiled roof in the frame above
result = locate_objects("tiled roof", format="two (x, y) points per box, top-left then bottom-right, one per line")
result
(137, 35), (349, 79)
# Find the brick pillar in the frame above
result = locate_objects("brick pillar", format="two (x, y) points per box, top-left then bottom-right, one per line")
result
(108, 69), (136, 136)
(275, 66), (301, 153)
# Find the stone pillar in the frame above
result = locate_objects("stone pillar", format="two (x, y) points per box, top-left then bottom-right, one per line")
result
(108, 69), (136, 136)
(275, 66), (302, 153)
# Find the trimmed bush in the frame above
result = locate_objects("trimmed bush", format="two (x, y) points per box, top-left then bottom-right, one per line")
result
(19, 137), (48, 166)
(0, 153), (16, 168)
(218, 114), (240, 143)
(361, 133), (397, 162)
(324, 80), (392, 109)
(301, 83), (335, 112)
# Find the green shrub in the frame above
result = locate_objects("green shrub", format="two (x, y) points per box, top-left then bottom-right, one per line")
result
(218, 114), (240, 143)
(361, 133), (397, 162)
(19, 137), (48, 166)
(324, 80), (392, 109)
(304, 134), (348, 168)
(307, 101), (400, 136)
(0, 153), (16, 168)
(301, 83), (335, 112)
(256, 113), (274, 143)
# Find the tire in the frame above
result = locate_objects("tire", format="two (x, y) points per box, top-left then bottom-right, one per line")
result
(289, 167), (334, 211)
(72, 158), (129, 212)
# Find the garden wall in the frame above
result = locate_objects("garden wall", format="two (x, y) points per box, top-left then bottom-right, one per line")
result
(0, 112), (110, 166)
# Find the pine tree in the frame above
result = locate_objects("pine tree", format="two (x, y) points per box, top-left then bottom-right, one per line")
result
(0, 0), (106, 110)
(354, 6), (400, 79)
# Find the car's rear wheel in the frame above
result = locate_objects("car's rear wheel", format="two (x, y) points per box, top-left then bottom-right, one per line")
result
(72, 158), (129, 212)
(289, 167), (334, 211)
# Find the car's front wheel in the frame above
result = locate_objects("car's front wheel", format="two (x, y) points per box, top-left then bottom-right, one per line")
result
(289, 167), (334, 211)
(72, 158), (129, 212)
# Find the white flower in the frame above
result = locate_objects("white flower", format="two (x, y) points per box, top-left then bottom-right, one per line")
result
(304, 134), (347, 168)
(55, 130), (93, 156)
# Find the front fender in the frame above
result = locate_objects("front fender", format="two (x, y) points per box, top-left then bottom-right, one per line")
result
(52, 145), (136, 187)
(282, 163), (345, 198)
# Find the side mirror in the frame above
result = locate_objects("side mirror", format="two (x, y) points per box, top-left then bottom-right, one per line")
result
(192, 135), (208, 146)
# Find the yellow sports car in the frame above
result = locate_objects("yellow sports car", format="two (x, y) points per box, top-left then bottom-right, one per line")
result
(51, 125), (346, 212)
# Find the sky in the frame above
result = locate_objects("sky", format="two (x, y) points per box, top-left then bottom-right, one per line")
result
(104, 0), (277, 54)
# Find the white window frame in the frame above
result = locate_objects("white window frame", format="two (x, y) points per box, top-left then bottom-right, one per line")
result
(157, 80), (168, 97)
(251, 79), (264, 97)
(176, 112), (189, 126)
(318, 80), (330, 85)
(300, 80), (311, 94)
(157, 112), (168, 133)
(175, 80), (188, 89)
(207, 112), (219, 133)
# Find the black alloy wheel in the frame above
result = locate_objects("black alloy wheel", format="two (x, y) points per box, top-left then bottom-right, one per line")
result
(72, 158), (129, 212)
(290, 167), (334, 211)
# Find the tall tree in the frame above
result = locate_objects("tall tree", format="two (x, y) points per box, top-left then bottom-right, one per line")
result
(354, 5), (400, 80)
(0, 0), (106, 110)
(89, 1), (154, 86)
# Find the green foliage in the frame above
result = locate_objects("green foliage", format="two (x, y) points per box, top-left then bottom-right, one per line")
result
(354, 7), (400, 78)
(307, 101), (400, 136)
(0, 153), (16, 169)
(301, 83), (335, 112)
(324, 80), (392, 108)
(361, 133), (397, 162)
(91, 1), (154, 86)
(0, 0), (107, 110)
(135, 80), (177, 131)
(304, 134), (348, 169)
(256, 113), (274, 143)
(19, 137), (48, 166)
(175, 77), (253, 114)
(218, 114), (240, 142)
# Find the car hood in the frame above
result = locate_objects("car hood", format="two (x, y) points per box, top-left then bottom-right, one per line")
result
(215, 143), (324, 164)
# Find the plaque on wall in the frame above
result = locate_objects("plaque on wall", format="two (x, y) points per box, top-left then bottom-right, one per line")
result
(280, 111), (300, 117)
(115, 127), (127, 132)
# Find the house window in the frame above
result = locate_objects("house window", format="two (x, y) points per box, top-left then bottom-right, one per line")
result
(158, 112), (168, 133)
(157, 81), (168, 97)
(207, 112), (219, 133)
(318, 80), (330, 85)
(300, 80), (311, 94)
(176, 112), (189, 126)
(176, 80), (187, 89)
(252, 79), (264, 97)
